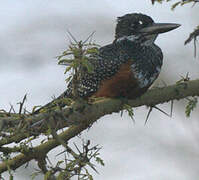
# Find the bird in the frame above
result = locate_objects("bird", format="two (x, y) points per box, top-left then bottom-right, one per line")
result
(33, 13), (180, 114)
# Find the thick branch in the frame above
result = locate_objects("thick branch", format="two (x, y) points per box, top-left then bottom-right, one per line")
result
(26, 79), (199, 129)
(0, 79), (199, 173)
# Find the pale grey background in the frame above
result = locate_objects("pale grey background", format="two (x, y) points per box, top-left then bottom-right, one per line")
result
(1, 1), (199, 180)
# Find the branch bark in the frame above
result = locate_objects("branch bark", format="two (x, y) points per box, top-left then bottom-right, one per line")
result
(0, 79), (199, 173)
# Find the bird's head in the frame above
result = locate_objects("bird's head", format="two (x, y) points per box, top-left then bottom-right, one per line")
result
(115, 13), (180, 43)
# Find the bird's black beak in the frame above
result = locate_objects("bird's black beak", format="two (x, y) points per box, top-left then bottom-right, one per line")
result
(139, 23), (181, 35)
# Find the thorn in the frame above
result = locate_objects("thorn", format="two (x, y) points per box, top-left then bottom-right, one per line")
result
(161, 80), (167, 87)
(185, 72), (190, 80)
(9, 103), (15, 113)
(153, 106), (170, 117)
(18, 94), (27, 114)
(83, 31), (96, 44)
(64, 153), (67, 164)
(180, 72), (190, 82)
(120, 110), (123, 117)
(145, 106), (153, 125)
(74, 143), (81, 154)
(56, 150), (67, 157)
(145, 104), (172, 125)
(186, 97), (191, 101)
(87, 162), (99, 174)
(194, 38), (197, 57)
(46, 155), (53, 166)
(30, 119), (44, 128)
(66, 29), (78, 43)
(170, 100), (174, 117)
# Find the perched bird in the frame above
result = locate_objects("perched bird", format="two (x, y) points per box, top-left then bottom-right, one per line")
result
(33, 13), (180, 114)
(63, 13), (180, 99)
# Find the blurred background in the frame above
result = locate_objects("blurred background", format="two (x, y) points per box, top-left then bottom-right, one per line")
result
(1, 0), (199, 179)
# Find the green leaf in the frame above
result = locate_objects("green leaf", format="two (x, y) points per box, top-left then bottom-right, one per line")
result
(123, 104), (135, 121)
(82, 58), (94, 73)
(57, 172), (65, 180)
(171, 2), (181, 10)
(86, 47), (99, 55)
(62, 50), (73, 56)
(65, 76), (72, 83)
(64, 66), (73, 74)
(31, 172), (40, 180)
(57, 50), (73, 60)
(32, 105), (42, 113)
(95, 157), (105, 166)
(56, 160), (64, 167)
(85, 168), (94, 180)
(44, 171), (52, 180)
(72, 47), (81, 57)
(185, 97), (198, 117)
(9, 175), (13, 180)
(58, 59), (74, 65)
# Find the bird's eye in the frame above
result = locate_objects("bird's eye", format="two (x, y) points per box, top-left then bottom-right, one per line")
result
(138, 20), (143, 25)
(130, 20), (143, 29)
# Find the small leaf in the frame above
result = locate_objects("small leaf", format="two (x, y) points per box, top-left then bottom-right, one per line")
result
(64, 66), (73, 74)
(85, 169), (94, 180)
(62, 50), (73, 56)
(95, 157), (105, 166)
(185, 97), (198, 117)
(123, 104), (135, 122)
(86, 47), (99, 55)
(32, 105), (42, 113)
(9, 175), (13, 180)
(171, 2), (181, 10)
(44, 171), (52, 180)
(58, 59), (74, 65)
(65, 76), (72, 83)
(57, 50), (73, 60)
(56, 160), (64, 167)
(82, 58), (94, 73)
(31, 172), (40, 180)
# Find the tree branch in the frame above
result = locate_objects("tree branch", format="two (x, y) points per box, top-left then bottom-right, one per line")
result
(0, 79), (199, 173)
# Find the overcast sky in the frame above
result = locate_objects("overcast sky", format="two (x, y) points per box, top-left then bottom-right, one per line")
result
(1, 1), (199, 180)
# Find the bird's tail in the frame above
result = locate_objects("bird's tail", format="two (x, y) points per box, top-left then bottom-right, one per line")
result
(32, 89), (72, 115)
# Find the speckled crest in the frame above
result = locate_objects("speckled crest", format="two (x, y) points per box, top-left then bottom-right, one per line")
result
(115, 13), (154, 39)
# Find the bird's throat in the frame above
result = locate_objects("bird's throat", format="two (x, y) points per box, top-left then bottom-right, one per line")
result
(116, 34), (158, 46)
